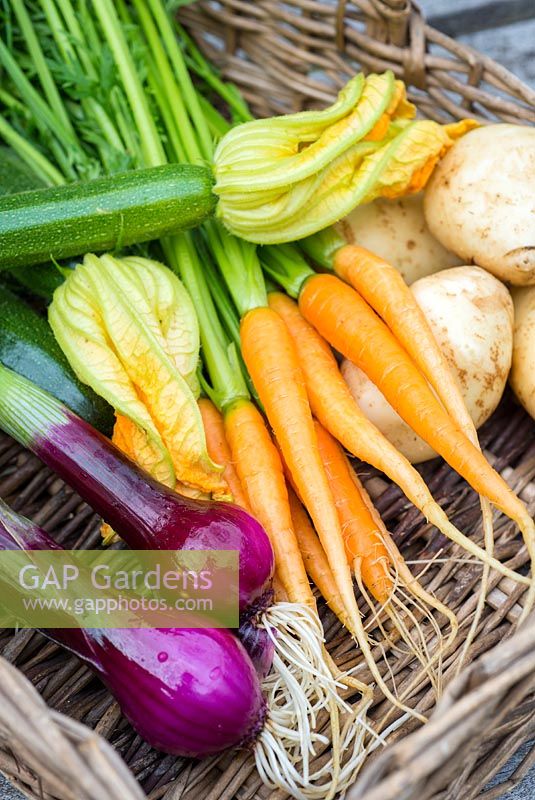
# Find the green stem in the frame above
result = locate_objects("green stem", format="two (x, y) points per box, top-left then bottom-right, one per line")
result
(260, 245), (315, 299)
(109, 88), (144, 166)
(0, 115), (66, 186)
(196, 248), (260, 406)
(77, 0), (103, 60)
(13, 1), (78, 143)
(131, 0), (200, 164)
(0, 39), (70, 146)
(86, 98), (126, 154)
(92, 0), (166, 167)
(197, 243), (241, 348)
(38, 0), (78, 72)
(178, 23), (252, 125)
(204, 220), (267, 316)
(0, 90), (26, 114)
(147, 65), (188, 163)
(162, 233), (248, 413)
(197, 96), (232, 140)
(146, 0), (213, 162)
(48, 0), (98, 80)
(299, 228), (346, 269)
(0, 66), (75, 178)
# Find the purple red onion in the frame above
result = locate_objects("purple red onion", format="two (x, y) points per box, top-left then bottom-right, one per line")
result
(0, 365), (274, 616)
(0, 499), (266, 757)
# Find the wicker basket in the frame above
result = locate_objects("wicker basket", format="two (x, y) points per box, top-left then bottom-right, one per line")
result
(0, 2), (534, 799)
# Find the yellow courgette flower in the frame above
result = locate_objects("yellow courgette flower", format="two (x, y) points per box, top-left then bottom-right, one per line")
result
(49, 254), (228, 502)
(213, 70), (477, 244)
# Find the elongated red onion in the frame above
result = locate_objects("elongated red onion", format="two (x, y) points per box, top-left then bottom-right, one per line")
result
(0, 366), (274, 615)
(0, 500), (266, 756)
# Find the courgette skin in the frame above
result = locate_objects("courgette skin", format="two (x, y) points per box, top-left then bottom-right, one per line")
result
(0, 284), (114, 434)
(0, 164), (216, 269)
(0, 151), (65, 298)
(9, 261), (67, 300)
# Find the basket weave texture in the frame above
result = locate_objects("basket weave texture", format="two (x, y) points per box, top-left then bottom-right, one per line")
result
(0, 2), (534, 799)
(179, 0), (535, 123)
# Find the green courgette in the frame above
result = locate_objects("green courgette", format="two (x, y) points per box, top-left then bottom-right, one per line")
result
(0, 284), (114, 434)
(0, 164), (216, 269)
(0, 150), (65, 298)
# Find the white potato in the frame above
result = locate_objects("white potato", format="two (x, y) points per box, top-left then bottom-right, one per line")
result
(333, 194), (461, 284)
(424, 124), (535, 285)
(342, 266), (514, 463)
(510, 286), (535, 419)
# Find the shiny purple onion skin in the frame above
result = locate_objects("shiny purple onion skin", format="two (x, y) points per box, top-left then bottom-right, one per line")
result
(52, 626), (267, 757)
(32, 412), (274, 613)
(0, 506), (267, 757)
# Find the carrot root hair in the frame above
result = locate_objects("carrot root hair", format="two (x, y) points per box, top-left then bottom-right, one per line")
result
(255, 603), (376, 800)
(356, 469), (458, 696)
(354, 536), (457, 701)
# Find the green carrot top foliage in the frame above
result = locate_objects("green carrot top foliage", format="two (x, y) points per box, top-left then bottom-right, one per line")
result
(0, 0), (258, 407)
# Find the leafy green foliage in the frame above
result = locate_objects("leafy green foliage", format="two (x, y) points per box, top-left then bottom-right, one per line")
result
(0, 0), (255, 408)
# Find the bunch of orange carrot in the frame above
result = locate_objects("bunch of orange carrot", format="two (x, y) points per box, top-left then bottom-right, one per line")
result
(195, 240), (534, 718)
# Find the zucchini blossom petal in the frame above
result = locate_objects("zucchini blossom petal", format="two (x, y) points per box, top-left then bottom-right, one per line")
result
(49, 253), (227, 500)
(214, 71), (477, 244)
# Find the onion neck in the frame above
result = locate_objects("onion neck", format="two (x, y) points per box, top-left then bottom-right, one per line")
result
(0, 497), (59, 550)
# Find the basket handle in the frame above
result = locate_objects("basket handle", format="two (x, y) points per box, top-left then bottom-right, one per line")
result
(337, 0), (427, 88)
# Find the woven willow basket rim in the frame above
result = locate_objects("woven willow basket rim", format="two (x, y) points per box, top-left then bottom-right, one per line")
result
(0, 2), (534, 800)
(178, 0), (535, 123)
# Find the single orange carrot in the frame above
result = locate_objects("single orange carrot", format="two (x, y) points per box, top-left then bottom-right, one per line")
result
(299, 274), (534, 556)
(334, 246), (473, 430)
(199, 399), (303, 605)
(333, 244), (503, 631)
(198, 397), (250, 510)
(240, 307), (361, 631)
(224, 398), (314, 609)
(269, 290), (528, 585)
(313, 420), (391, 603)
(272, 570), (290, 603)
(332, 245), (496, 506)
(287, 487), (350, 629)
(315, 418), (457, 698)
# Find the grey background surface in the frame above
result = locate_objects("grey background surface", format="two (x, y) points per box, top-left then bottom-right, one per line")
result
(0, 0), (534, 798)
